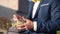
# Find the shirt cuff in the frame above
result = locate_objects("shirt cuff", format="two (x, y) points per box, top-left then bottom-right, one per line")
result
(33, 21), (37, 31)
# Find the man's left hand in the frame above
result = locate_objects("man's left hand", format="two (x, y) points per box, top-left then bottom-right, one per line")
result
(17, 18), (34, 30)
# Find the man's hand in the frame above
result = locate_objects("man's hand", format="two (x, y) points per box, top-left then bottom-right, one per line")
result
(13, 14), (34, 30)
(18, 18), (34, 30)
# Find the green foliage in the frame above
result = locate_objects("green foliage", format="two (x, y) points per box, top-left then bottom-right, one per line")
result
(57, 31), (60, 34)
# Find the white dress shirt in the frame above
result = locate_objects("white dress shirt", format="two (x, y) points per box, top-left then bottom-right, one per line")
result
(32, 1), (40, 18)
(32, 1), (40, 31)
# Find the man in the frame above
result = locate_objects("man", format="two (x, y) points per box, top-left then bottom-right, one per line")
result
(13, 0), (60, 34)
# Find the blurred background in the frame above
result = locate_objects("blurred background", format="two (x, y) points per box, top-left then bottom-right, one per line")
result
(0, 0), (29, 34)
(0, 0), (60, 34)
(0, 0), (18, 19)
(0, 0), (18, 34)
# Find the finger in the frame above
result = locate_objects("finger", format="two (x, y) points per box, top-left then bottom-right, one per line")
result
(20, 26), (28, 30)
(19, 27), (26, 30)
(22, 18), (29, 22)
(13, 18), (18, 21)
(13, 14), (22, 19)
(17, 24), (25, 28)
(13, 14), (17, 18)
(25, 26), (28, 30)
(17, 14), (22, 18)
(17, 24), (29, 30)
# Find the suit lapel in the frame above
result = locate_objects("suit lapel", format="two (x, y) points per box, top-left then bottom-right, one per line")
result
(27, 2), (34, 19)
(28, 0), (44, 19)
(36, 0), (45, 11)
(29, 2), (34, 12)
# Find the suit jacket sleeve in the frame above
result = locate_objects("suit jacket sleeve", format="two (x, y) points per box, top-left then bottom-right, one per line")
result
(36, 0), (60, 32)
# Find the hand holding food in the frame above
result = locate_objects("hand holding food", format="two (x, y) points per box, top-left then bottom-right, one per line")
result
(12, 14), (25, 29)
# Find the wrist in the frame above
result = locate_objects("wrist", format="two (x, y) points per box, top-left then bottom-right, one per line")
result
(33, 21), (37, 31)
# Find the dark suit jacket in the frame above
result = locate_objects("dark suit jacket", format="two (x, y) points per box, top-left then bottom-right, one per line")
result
(20, 0), (60, 34)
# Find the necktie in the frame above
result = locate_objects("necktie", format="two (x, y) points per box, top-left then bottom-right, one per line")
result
(32, 0), (40, 3)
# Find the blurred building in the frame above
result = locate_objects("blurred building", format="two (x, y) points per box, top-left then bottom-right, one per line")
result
(0, 0), (18, 10)
(0, 0), (18, 19)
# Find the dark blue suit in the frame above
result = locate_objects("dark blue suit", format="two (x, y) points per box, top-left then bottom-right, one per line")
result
(20, 0), (60, 34)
